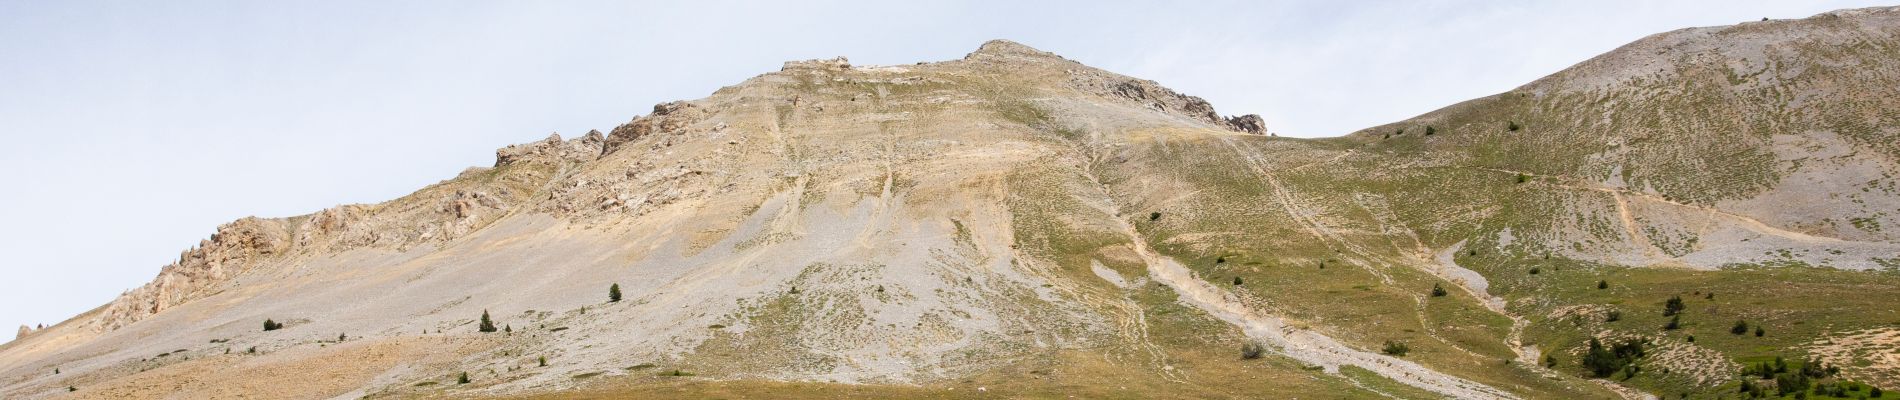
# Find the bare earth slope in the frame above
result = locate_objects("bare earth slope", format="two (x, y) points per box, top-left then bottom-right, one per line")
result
(5, 7), (1900, 400)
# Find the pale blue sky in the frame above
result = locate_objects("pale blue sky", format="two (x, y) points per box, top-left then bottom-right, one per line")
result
(1, 0), (1887, 337)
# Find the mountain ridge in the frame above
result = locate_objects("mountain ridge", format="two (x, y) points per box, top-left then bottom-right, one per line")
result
(4, 7), (1900, 399)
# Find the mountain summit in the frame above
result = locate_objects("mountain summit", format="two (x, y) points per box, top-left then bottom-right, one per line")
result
(4, 8), (1900, 399)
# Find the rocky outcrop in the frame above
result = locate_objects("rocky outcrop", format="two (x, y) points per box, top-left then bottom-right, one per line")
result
(496, 131), (606, 167)
(95, 217), (292, 331)
(14, 325), (29, 339)
(603, 102), (712, 155)
(780, 56), (852, 72)
(1066, 65), (1267, 135)
(1225, 114), (1268, 135)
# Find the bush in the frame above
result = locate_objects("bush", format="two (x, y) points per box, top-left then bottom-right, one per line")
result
(1425, 126), (1437, 135)
(1580, 337), (1646, 378)
(1598, 280), (1608, 289)
(1732, 320), (1749, 335)
(1528, 267), (1540, 275)
(539, 356), (547, 367)
(1507, 121), (1521, 131)
(1148, 212), (1161, 221)
(1431, 283), (1448, 297)
(1663, 315), (1680, 330)
(1663, 295), (1685, 316)
(263, 319), (283, 331)
(1240, 341), (1266, 359)
(1381, 340), (1410, 356)
(609, 283), (622, 303)
(1232, 276), (1244, 286)
(1516, 173), (1530, 184)
(1543, 354), (1558, 368)
(457, 372), (470, 384)
(479, 310), (498, 333)
(1755, 326), (1765, 337)
(1605, 310), (1622, 322)
(1870, 386), (1882, 397)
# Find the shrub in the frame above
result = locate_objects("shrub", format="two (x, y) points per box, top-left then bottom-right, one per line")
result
(1605, 310), (1622, 322)
(1663, 315), (1680, 330)
(609, 283), (622, 303)
(1686, 335), (1695, 343)
(1149, 212), (1161, 221)
(1431, 283), (1448, 297)
(1425, 126), (1436, 135)
(539, 356), (547, 367)
(1598, 280), (1608, 289)
(479, 310), (498, 333)
(1507, 121), (1521, 131)
(1240, 341), (1266, 359)
(1516, 174), (1530, 184)
(1663, 295), (1685, 316)
(1543, 354), (1557, 368)
(1581, 337), (1646, 378)
(1755, 326), (1765, 337)
(1381, 340), (1410, 356)
(1232, 277), (1244, 286)
(457, 372), (470, 384)
(1528, 267), (1541, 275)
(263, 319), (283, 331)
(1871, 386), (1882, 397)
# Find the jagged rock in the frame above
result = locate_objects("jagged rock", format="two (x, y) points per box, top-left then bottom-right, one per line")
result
(603, 101), (710, 155)
(15, 325), (29, 339)
(1225, 114), (1267, 134)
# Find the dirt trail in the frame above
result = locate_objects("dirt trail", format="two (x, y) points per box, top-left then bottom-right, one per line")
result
(1127, 221), (1518, 399)
(1433, 241), (1539, 366)
(1074, 155), (1518, 399)
(1470, 167), (1848, 245)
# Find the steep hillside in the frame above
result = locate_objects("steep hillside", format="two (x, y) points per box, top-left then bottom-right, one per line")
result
(4, 7), (1900, 400)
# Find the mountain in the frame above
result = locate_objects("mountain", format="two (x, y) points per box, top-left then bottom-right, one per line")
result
(4, 7), (1900, 399)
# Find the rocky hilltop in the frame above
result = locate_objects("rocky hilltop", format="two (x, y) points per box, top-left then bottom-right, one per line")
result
(2, 7), (1898, 400)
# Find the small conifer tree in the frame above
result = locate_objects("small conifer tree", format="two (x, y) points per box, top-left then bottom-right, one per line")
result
(1663, 295), (1685, 316)
(1431, 283), (1448, 297)
(1597, 280), (1609, 289)
(458, 372), (470, 384)
(479, 310), (498, 333)
(1731, 320), (1749, 335)
(609, 283), (622, 303)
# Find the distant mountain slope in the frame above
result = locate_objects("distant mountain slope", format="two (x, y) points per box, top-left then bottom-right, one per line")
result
(4, 7), (1899, 400)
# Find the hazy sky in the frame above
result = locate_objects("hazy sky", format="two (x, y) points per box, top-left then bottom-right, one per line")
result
(0, 0), (1888, 337)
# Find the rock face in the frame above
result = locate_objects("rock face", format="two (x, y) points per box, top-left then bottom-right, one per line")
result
(4, 9), (1900, 400)
(1224, 114), (1267, 134)
(13, 325), (27, 340)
